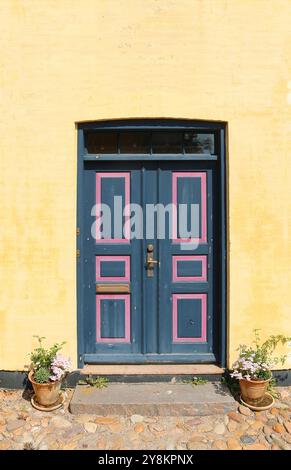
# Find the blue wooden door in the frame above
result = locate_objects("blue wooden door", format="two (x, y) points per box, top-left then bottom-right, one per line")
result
(82, 161), (216, 363)
(158, 162), (214, 361)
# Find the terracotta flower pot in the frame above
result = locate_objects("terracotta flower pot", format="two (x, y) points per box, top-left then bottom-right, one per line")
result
(239, 376), (271, 406)
(28, 370), (61, 407)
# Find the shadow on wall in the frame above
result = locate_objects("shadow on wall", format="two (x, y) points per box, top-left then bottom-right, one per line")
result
(0, 370), (81, 390)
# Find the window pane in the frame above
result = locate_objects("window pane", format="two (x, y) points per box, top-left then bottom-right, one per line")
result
(119, 132), (151, 153)
(85, 131), (118, 153)
(152, 132), (183, 153)
(184, 132), (215, 154)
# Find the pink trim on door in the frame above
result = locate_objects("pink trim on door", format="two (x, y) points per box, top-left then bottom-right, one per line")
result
(96, 256), (130, 282)
(95, 172), (130, 243)
(172, 172), (207, 243)
(96, 294), (130, 343)
(172, 293), (207, 343)
(172, 255), (207, 282)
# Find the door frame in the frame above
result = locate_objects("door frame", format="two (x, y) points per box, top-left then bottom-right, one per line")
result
(76, 119), (227, 368)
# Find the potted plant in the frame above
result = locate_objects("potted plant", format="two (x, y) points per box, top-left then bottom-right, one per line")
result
(28, 336), (72, 409)
(231, 330), (291, 407)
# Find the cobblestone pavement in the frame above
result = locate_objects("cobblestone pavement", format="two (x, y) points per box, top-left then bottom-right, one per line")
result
(0, 386), (290, 450)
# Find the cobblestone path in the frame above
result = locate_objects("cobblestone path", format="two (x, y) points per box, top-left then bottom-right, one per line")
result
(0, 387), (290, 450)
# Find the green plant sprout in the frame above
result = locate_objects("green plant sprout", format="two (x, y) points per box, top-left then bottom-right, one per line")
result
(184, 376), (208, 386)
(78, 375), (109, 389)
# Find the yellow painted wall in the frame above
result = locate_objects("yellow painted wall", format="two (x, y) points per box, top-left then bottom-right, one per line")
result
(0, 0), (290, 370)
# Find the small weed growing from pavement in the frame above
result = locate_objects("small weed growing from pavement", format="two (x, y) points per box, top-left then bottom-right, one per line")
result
(78, 375), (109, 389)
(184, 376), (208, 386)
(267, 378), (281, 399)
(23, 442), (36, 450)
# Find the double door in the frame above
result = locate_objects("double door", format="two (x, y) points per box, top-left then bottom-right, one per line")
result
(81, 160), (217, 363)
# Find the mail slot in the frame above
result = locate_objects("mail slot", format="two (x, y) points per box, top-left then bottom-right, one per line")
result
(96, 284), (130, 294)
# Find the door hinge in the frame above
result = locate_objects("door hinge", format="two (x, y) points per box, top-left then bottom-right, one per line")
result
(76, 227), (80, 236)
(76, 249), (80, 258)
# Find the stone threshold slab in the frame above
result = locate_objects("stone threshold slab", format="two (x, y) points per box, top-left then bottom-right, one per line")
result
(80, 364), (224, 376)
(70, 382), (235, 416)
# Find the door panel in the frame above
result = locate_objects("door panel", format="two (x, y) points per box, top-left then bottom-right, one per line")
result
(158, 163), (214, 358)
(173, 172), (207, 242)
(96, 172), (130, 242)
(83, 163), (142, 357)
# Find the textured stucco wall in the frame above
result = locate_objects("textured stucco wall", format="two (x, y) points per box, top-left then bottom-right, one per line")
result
(0, 0), (290, 369)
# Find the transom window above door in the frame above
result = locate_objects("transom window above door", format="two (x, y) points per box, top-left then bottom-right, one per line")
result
(84, 130), (216, 155)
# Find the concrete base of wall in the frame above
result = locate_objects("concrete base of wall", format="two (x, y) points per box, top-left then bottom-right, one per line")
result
(0, 370), (81, 390)
(1, 369), (290, 390)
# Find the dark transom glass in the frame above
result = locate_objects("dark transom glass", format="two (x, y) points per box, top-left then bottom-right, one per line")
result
(184, 132), (214, 154)
(152, 132), (183, 153)
(119, 132), (151, 153)
(85, 131), (118, 153)
(84, 130), (215, 154)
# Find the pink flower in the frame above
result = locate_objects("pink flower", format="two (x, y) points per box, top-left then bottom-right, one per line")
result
(49, 353), (72, 381)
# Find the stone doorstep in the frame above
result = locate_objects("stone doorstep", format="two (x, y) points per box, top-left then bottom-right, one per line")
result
(81, 364), (224, 375)
(69, 382), (236, 416)
(80, 364), (224, 381)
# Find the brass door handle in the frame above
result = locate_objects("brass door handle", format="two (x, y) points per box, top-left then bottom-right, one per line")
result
(146, 258), (159, 267)
(146, 244), (159, 277)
